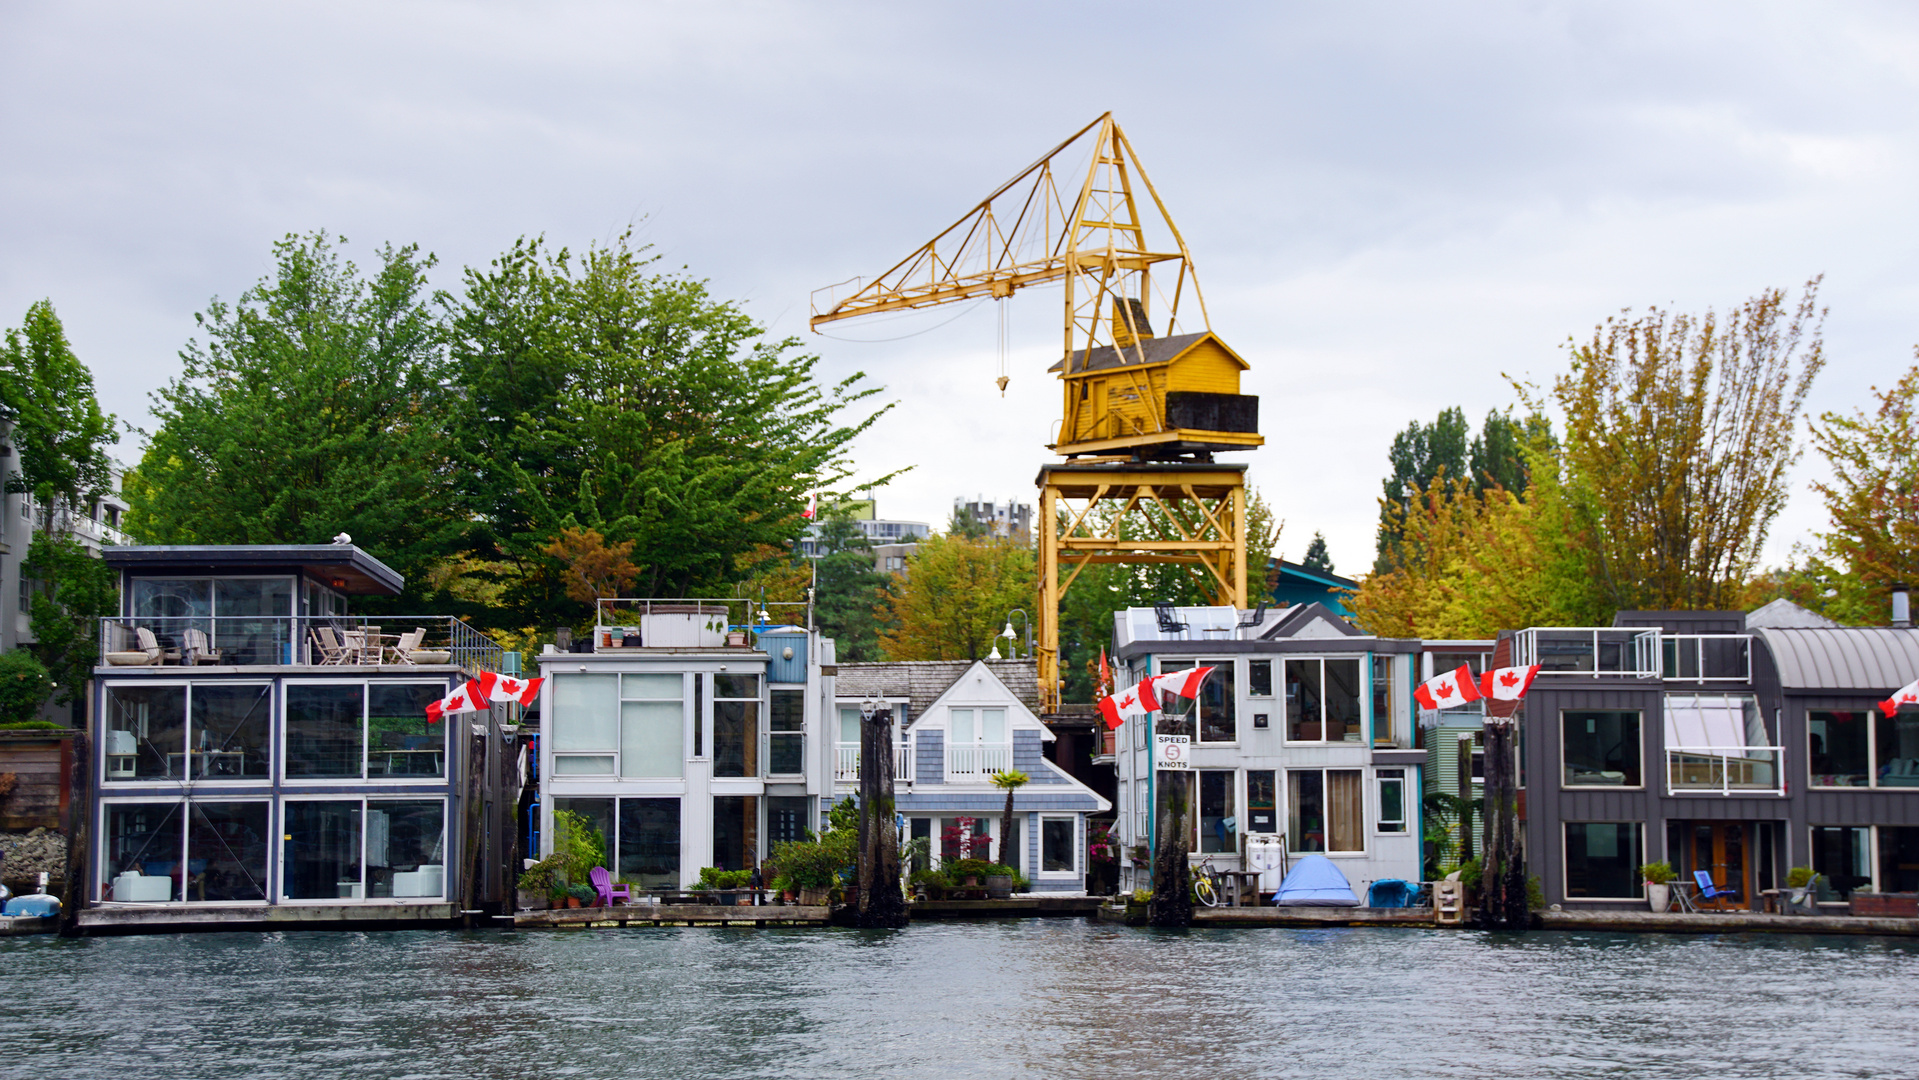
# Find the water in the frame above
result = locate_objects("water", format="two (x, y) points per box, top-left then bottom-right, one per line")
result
(1, 922), (1913, 1079)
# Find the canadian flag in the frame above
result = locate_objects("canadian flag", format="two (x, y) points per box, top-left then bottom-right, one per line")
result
(1142, 666), (1216, 706)
(1098, 677), (1156, 731)
(490, 674), (545, 707)
(425, 679), (488, 723)
(1479, 664), (1542, 702)
(1879, 676), (1919, 718)
(802, 492), (817, 520)
(1414, 664), (1483, 710)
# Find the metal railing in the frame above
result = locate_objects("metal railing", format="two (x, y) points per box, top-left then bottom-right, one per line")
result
(945, 742), (1012, 778)
(1661, 635), (1753, 683)
(834, 743), (912, 783)
(1513, 627), (1661, 678)
(99, 615), (503, 675)
(593, 598), (782, 650)
(1666, 746), (1784, 795)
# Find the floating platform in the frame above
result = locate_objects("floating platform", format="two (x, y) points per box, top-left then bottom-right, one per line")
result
(0, 914), (58, 936)
(911, 897), (1102, 919)
(75, 903), (461, 936)
(513, 903), (828, 928)
(1537, 909), (1919, 937)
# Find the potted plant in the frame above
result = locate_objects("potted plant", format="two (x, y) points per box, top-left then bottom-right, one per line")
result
(985, 863), (1015, 900)
(1640, 862), (1678, 912)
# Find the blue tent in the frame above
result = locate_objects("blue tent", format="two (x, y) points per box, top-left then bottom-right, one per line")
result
(1271, 854), (1359, 907)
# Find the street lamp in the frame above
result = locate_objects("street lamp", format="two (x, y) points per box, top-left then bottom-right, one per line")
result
(999, 609), (1032, 660)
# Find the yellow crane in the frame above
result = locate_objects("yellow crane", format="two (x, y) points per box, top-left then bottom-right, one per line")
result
(811, 114), (1262, 709)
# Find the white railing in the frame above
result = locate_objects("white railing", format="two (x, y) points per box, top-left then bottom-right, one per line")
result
(834, 743), (912, 783)
(1662, 635), (1753, 683)
(945, 742), (1012, 779)
(1667, 746), (1784, 795)
(1513, 627), (1661, 678)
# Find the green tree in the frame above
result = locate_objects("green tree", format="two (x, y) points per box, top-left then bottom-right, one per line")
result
(0, 652), (55, 727)
(812, 510), (887, 662)
(880, 534), (1034, 661)
(946, 504), (992, 539)
(1301, 531), (1334, 574)
(1555, 279), (1826, 611)
(0, 300), (116, 524)
(23, 534), (118, 709)
(1375, 407), (1467, 573)
(443, 233), (891, 630)
(125, 232), (462, 603)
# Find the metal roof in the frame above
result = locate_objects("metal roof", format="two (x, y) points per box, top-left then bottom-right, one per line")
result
(102, 544), (405, 596)
(1751, 627), (1919, 691)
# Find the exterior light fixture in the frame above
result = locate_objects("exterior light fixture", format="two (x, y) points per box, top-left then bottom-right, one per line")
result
(989, 643), (1002, 660)
(860, 697), (878, 720)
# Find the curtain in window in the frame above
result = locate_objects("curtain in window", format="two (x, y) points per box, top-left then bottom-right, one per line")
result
(1327, 770), (1363, 851)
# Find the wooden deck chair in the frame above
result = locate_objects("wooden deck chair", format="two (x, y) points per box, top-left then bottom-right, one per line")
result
(388, 628), (426, 664)
(134, 627), (180, 666)
(312, 626), (351, 665)
(181, 627), (223, 665)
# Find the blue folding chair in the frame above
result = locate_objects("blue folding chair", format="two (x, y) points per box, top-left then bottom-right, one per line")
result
(1693, 869), (1741, 909)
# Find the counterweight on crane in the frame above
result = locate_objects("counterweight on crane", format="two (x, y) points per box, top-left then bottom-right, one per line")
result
(811, 114), (1263, 710)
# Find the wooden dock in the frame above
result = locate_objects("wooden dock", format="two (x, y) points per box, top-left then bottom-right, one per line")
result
(76, 903), (462, 935)
(1538, 909), (1919, 937)
(513, 903), (829, 928)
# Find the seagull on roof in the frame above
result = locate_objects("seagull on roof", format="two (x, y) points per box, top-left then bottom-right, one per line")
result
(332, 532), (352, 545)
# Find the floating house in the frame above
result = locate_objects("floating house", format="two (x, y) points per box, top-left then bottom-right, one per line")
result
(80, 544), (519, 931)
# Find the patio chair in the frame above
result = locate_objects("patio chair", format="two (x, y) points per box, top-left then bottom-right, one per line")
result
(311, 627), (351, 666)
(181, 627), (223, 665)
(1153, 603), (1189, 637)
(589, 866), (631, 908)
(1693, 869), (1741, 908)
(387, 628), (426, 664)
(1236, 602), (1269, 630)
(134, 627), (180, 666)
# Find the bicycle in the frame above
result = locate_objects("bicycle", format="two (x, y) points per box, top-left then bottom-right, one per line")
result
(1190, 856), (1224, 907)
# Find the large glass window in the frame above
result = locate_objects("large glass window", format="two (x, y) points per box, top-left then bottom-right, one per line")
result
(106, 801), (269, 905)
(1041, 817), (1076, 874)
(1288, 769), (1363, 853)
(188, 802), (270, 902)
(103, 685), (186, 781)
(286, 682), (447, 780)
(1378, 769), (1406, 832)
(713, 795), (759, 871)
(1809, 711), (1870, 787)
(189, 684), (271, 779)
(767, 796), (812, 847)
(769, 689), (805, 775)
(104, 802), (185, 902)
(1162, 660), (1237, 743)
(552, 797), (616, 869)
(1564, 822), (1643, 898)
(283, 800), (362, 900)
(1372, 654), (1403, 747)
(1246, 770), (1277, 834)
(947, 707), (1009, 775)
(551, 674), (618, 775)
(1876, 711), (1919, 787)
(368, 800), (448, 898)
(1562, 710), (1642, 787)
(1878, 826), (1919, 894)
(618, 798), (681, 888)
(129, 576), (293, 665)
(1812, 826), (1873, 900)
(1286, 659), (1363, 742)
(1197, 770), (1236, 853)
(622, 673), (684, 778)
(283, 798), (445, 901)
(713, 675), (760, 779)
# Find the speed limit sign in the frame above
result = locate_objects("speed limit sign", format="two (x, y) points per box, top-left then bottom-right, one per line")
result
(1154, 734), (1191, 770)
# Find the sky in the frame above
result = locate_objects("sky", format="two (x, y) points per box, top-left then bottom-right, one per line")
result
(5, 1), (1917, 575)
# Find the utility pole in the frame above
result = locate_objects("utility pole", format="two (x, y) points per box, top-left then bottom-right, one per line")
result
(855, 700), (907, 928)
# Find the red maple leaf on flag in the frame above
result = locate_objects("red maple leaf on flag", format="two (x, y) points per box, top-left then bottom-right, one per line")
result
(1436, 682), (1455, 699)
(1500, 671), (1520, 688)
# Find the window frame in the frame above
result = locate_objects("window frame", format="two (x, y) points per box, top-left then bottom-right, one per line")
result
(277, 794), (449, 904)
(1809, 707), (1919, 790)
(1283, 657), (1364, 745)
(1285, 767), (1367, 856)
(1560, 708), (1645, 790)
(280, 678), (453, 785)
(1038, 814), (1079, 878)
(1159, 658), (1237, 744)
(99, 795), (274, 907)
(1561, 820), (1646, 902)
(1376, 768), (1407, 833)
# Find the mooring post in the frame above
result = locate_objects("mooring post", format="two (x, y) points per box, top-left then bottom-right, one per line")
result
(1476, 714), (1527, 929)
(1149, 769), (1192, 927)
(856, 702), (907, 928)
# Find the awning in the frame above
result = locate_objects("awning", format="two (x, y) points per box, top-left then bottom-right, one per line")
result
(1664, 695), (1764, 750)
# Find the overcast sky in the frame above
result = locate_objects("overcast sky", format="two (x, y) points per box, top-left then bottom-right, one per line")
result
(5, 1), (1916, 574)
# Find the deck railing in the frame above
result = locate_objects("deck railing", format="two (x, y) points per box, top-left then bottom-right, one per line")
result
(834, 743), (912, 783)
(1661, 635), (1753, 683)
(945, 742), (1012, 779)
(1667, 746), (1783, 795)
(1513, 627), (1661, 678)
(99, 615), (503, 675)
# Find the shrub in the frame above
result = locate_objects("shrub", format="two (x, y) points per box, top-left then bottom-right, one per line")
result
(1526, 875), (1545, 911)
(1786, 866), (1815, 888)
(770, 829), (856, 890)
(943, 858), (1013, 881)
(0, 652), (53, 726)
(1638, 862), (1677, 885)
(697, 867), (752, 890)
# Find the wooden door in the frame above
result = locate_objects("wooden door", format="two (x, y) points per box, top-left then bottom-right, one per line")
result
(1688, 823), (1747, 910)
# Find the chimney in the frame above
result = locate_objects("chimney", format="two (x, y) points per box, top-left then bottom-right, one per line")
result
(1893, 584), (1911, 629)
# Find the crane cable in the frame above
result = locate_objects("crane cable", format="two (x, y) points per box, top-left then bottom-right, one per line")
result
(996, 298), (1010, 396)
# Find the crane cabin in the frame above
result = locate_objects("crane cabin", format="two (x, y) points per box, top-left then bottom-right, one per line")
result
(1051, 308), (1262, 459)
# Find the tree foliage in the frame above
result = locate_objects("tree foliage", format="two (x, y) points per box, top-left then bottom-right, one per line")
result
(1301, 531), (1334, 574)
(879, 534), (1034, 661)
(0, 651), (55, 727)
(23, 534), (118, 707)
(811, 510), (888, 662)
(1375, 408), (1540, 573)
(542, 527), (640, 606)
(1554, 279), (1826, 611)
(0, 300), (116, 516)
(125, 232), (461, 601)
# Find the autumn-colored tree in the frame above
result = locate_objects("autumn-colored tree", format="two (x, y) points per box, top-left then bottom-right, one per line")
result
(879, 534), (1034, 661)
(1792, 359), (1919, 622)
(543, 527), (640, 609)
(1554, 279), (1826, 611)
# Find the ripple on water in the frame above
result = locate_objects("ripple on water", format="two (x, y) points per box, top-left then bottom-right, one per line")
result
(0, 922), (1914, 1079)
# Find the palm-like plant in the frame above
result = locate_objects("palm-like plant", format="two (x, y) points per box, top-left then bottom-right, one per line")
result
(990, 769), (1030, 870)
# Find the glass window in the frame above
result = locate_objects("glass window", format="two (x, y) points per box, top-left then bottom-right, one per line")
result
(1288, 769), (1362, 853)
(103, 684), (186, 781)
(769, 690), (804, 774)
(1876, 711), (1919, 787)
(1430, 651), (1489, 680)
(982, 708), (1007, 745)
(1371, 655), (1401, 747)
(1197, 770), (1236, 853)
(551, 674), (618, 751)
(367, 800), (446, 899)
(1378, 769), (1406, 832)
(767, 796), (812, 847)
(189, 684), (271, 779)
(283, 801), (363, 900)
(908, 817), (933, 873)
(713, 795), (759, 871)
(619, 798), (681, 888)
(1248, 660), (1273, 698)
(131, 579), (211, 620)
(1042, 817), (1076, 873)
(368, 684), (446, 778)
(1246, 770), (1277, 834)
(188, 801), (270, 902)
(621, 701), (683, 778)
(713, 674), (760, 699)
(105, 802), (185, 902)
(1161, 661), (1234, 742)
(1325, 660), (1362, 741)
(552, 798), (615, 869)
(1564, 822), (1643, 898)
(286, 684), (364, 778)
(1327, 770), (1362, 850)
(1812, 826), (1873, 900)
(714, 701), (760, 778)
(552, 755), (614, 775)
(1878, 826), (1919, 894)
(623, 673), (681, 699)
(1286, 660), (1323, 741)
(692, 674), (704, 757)
(839, 706), (863, 745)
(1562, 710), (1642, 787)
(1809, 711), (1870, 787)
(1289, 769), (1325, 853)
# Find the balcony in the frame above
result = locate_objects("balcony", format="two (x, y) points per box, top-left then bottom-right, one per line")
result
(99, 615), (502, 674)
(1667, 747), (1784, 796)
(945, 742), (1011, 779)
(834, 743), (912, 783)
(1093, 727), (1117, 762)
(1513, 627), (1661, 678)
(35, 504), (129, 547)
(592, 598), (769, 650)
(1661, 635), (1753, 683)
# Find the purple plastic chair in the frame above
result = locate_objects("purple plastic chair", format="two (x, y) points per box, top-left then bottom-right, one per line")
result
(589, 866), (631, 907)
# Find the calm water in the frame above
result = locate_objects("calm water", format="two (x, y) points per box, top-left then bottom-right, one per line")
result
(1, 922), (1914, 1079)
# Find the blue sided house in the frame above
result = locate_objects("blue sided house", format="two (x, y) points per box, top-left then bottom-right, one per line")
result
(834, 660), (1110, 893)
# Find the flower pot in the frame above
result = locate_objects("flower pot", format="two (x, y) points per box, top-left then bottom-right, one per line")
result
(962, 875), (980, 888)
(1646, 883), (1670, 913)
(985, 875), (1013, 900)
(781, 891), (796, 905)
(726, 631), (748, 647)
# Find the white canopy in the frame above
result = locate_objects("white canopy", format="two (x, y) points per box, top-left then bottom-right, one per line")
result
(1664, 695), (1765, 750)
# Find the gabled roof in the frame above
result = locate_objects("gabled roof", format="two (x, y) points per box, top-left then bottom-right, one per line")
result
(1259, 602), (1361, 641)
(1751, 627), (1919, 691)
(1044, 331), (1247, 375)
(834, 659), (1039, 720)
(1746, 598), (1841, 630)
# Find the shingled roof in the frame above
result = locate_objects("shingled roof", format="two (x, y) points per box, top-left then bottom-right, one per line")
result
(1045, 331), (1218, 375)
(834, 659), (1039, 722)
